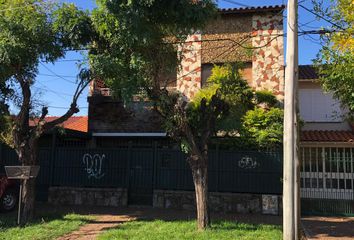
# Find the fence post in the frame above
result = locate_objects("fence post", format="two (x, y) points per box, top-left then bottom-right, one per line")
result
(125, 141), (132, 189)
(152, 141), (158, 190)
(216, 143), (220, 192)
(49, 131), (57, 186)
(0, 143), (3, 165)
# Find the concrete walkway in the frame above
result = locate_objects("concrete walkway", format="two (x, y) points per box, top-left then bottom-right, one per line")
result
(302, 216), (354, 240)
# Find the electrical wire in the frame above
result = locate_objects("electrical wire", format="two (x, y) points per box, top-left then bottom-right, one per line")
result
(299, 4), (345, 30)
(40, 62), (77, 84)
(219, 0), (251, 8)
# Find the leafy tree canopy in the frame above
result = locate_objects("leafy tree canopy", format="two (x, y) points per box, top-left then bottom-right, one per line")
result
(313, 0), (354, 115)
(0, 0), (92, 139)
(0, 0), (92, 83)
(89, 0), (216, 100)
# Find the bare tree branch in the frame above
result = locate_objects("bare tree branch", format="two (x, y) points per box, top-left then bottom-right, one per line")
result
(39, 78), (92, 134)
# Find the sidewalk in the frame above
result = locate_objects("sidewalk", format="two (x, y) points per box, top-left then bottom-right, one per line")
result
(302, 216), (354, 240)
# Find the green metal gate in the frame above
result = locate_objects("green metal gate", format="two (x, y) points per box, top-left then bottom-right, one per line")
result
(128, 149), (154, 205)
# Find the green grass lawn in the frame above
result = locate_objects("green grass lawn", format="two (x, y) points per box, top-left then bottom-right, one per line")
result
(98, 219), (282, 240)
(0, 213), (93, 240)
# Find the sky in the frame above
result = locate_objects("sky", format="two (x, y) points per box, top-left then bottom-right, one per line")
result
(29, 0), (330, 116)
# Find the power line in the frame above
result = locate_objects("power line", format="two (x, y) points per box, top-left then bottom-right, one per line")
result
(219, 0), (250, 8)
(299, 4), (345, 30)
(39, 63), (77, 84)
(45, 105), (88, 109)
(38, 73), (77, 79)
(40, 59), (84, 63)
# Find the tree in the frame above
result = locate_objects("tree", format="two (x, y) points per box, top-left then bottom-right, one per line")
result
(0, 83), (11, 139)
(153, 64), (254, 229)
(88, 0), (218, 229)
(0, 0), (92, 223)
(313, 0), (354, 116)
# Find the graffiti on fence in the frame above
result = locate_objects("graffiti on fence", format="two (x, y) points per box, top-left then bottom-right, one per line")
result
(238, 156), (258, 169)
(82, 154), (105, 179)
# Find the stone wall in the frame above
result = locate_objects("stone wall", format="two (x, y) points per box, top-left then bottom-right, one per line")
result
(49, 187), (128, 207)
(153, 190), (281, 215)
(252, 13), (284, 100)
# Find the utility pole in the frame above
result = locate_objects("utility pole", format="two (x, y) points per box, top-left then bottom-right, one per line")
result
(283, 0), (299, 239)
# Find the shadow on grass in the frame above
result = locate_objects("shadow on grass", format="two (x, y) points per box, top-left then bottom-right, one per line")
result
(0, 211), (92, 230)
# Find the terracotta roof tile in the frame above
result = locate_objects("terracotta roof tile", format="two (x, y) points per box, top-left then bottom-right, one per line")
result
(29, 116), (88, 133)
(299, 65), (319, 80)
(301, 130), (354, 142)
(219, 5), (285, 14)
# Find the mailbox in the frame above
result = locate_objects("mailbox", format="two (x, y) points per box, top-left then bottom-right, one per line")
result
(4, 165), (40, 225)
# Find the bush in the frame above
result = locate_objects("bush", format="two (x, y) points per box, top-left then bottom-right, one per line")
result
(241, 107), (283, 147)
(255, 90), (278, 108)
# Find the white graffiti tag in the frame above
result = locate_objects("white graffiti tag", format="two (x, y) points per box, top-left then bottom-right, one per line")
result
(238, 156), (258, 169)
(82, 154), (105, 179)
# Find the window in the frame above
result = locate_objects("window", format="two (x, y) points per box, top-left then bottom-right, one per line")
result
(201, 62), (252, 87)
(299, 88), (343, 122)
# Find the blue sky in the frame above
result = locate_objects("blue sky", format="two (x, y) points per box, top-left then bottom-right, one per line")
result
(31, 0), (329, 116)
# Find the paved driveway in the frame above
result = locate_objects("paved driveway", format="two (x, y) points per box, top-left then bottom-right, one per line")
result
(302, 216), (354, 240)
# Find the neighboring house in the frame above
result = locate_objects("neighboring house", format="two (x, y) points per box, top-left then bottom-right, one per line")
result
(297, 65), (354, 215)
(28, 116), (89, 148)
(29, 116), (88, 133)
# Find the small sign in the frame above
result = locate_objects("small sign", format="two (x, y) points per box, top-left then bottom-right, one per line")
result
(5, 166), (40, 180)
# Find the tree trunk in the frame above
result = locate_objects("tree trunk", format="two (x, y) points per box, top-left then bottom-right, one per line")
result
(17, 140), (38, 224)
(20, 178), (36, 225)
(189, 155), (210, 230)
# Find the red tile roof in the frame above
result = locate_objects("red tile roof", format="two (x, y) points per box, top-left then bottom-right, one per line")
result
(29, 116), (88, 133)
(219, 5), (285, 14)
(301, 130), (354, 143)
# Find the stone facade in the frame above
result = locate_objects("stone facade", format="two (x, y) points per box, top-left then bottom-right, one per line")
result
(88, 96), (163, 133)
(153, 190), (281, 214)
(176, 34), (202, 100)
(48, 187), (128, 207)
(252, 13), (284, 100)
(177, 11), (284, 100)
(202, 14), (253, 64)
(88, 8), (285, 132)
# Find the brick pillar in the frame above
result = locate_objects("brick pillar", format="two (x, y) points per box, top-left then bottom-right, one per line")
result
(177, 34), (202, 100)
(252, 13), (284, 101)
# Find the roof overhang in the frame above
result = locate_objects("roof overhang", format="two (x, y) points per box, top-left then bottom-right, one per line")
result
(219, 5), (285, 15)
(92, 132), (167, 137)
(300, 142), (354, 147)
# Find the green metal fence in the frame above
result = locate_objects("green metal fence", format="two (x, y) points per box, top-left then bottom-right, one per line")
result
(0, 143), (283, 203)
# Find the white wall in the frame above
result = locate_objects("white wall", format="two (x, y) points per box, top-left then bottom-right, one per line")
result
(299, 88), (343, 122)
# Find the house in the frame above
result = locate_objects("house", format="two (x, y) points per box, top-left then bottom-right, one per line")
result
(88, 5), (285, 148)
(2, 5), (352, 214)
(86, 5), (353, 214)
(48, 5), (286, 211)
